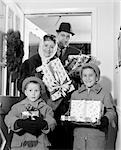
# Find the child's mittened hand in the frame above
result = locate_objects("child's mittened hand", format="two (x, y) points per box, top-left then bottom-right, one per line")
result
(33, 116), (48, 130)
(15, 118), (41, 135)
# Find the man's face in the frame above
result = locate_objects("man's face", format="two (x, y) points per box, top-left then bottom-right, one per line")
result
(57, 31), (71, 49)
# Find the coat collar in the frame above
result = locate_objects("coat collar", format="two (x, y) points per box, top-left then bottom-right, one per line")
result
(78, 83), (102, 94)
(20, 97), (46, 109)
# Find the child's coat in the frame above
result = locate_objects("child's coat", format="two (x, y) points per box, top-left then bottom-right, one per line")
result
(5, 98), (56, 150)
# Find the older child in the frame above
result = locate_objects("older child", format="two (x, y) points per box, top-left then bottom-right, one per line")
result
(5, 76), (56, 150)
(70, 63), (116, 150)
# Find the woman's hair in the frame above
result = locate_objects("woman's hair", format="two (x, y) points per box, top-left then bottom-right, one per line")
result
(43, 34), (56, 44)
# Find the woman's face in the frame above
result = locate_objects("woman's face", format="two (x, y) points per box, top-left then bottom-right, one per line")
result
(42, 40), (56, 58)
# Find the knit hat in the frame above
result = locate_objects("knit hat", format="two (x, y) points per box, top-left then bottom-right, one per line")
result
(79, 63), (100, 81)
(22, 76), (44, 93)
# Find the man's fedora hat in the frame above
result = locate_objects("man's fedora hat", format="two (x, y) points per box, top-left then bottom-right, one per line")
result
(56, 22), (75, 36)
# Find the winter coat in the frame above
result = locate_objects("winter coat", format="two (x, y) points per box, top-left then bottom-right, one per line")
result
(57, 45), (80, 66)
(70, 83), (116, 150)
(5, 98), (56, 150)
(71, 83), (115, 125)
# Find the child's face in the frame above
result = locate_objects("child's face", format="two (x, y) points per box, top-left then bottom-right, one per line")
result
(81, 68), (98, 88)
(24, 82), (41, 102)
(42, 40), (56, 57)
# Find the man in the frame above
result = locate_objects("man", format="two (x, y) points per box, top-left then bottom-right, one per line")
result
(56, 22), (82, 91)
(56, 22), (81, 66)
(48, 22), (81, 150)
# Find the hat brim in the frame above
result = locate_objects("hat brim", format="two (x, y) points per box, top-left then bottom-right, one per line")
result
(22, 76), (44, 93)
(79, 63), (100, 81)
(56, 29), (75, 36)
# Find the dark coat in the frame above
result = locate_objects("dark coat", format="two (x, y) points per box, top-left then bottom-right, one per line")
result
(17, 54), (50, 105)
(58, 45), (81, 65)
(17, 54), (42, 92)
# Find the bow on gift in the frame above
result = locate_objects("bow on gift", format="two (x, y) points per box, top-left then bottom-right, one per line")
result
(25, 104), (37, 111)
(51, 71), (73, 98)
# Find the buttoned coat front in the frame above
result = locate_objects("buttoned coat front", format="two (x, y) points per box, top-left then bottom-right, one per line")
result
(71, 83), (116, 150)
(5, 98), (56, 150)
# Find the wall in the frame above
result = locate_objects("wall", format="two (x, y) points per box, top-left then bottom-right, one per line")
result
(1, 0), (25, 95)
(113, 1), (121, 150)
(2, 0), (24, 39)
(24, 19), (46, 61)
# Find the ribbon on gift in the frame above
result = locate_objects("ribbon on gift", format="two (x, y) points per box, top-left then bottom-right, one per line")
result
(42, 58), (74, 100)
(50, 71), (73, 98)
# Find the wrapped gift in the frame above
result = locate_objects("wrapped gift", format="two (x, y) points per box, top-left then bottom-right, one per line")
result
(65, 54), (101, 72)
(42, 58), (75, 101)
(22, 110), (39, 120)
(22, 104), (39, 120)
(69, 100), (104, 124)
(65, 54), (90, 71)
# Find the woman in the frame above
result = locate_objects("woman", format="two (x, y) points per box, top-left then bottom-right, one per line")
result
(17, 34), (57, 102)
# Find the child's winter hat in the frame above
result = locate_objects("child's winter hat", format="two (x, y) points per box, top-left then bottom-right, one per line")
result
(22, 76), (44, 92)
(79, 63), (100, 81)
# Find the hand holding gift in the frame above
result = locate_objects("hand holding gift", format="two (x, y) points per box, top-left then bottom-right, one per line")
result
(61, 99), (104, 127)
(22, 104), (39, 120)
(15, 116), (48, 136)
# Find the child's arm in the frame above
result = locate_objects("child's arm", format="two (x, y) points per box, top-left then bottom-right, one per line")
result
(41, 105), (56, 134)
(103, 92), (116, 128)
(4, 104), (22, 132)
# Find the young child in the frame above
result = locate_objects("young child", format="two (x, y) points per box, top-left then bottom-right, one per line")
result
(69, 63), (116, 150)
(5, 76), (56, 150)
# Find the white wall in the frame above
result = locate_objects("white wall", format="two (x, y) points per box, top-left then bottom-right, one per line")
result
(113, 1), (121, 150)
(24, 19), (46, 61)
(2, 0), (24, 39)
(1, 0), (24, 95)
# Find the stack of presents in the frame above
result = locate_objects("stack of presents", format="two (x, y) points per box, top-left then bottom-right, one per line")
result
(39, 55), (103, 126)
